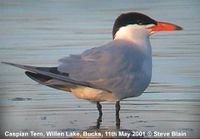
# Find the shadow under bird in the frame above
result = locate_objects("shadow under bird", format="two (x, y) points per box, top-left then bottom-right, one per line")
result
(2, 12), (182, 123)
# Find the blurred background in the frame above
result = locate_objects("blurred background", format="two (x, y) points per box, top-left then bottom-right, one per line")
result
(0, 0), (200, 138)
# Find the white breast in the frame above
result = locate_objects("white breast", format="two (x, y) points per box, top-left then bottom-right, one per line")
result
(114, 25), (152, 98)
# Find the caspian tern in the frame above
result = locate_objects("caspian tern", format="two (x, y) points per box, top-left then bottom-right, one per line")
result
(2, 12), (182, 119)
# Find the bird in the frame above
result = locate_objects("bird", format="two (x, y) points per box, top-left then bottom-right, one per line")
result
(2, 12), (182, 120)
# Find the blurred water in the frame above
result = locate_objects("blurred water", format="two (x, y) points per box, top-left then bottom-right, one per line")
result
(0, 0), (200, 138)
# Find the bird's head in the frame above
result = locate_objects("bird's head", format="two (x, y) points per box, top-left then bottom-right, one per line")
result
(112, 12), (183, 39)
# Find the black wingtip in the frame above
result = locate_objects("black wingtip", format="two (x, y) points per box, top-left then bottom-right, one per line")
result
(1, 61), (11, 65)
(25, 71), (52, 83)
(1, 61), (18, 67)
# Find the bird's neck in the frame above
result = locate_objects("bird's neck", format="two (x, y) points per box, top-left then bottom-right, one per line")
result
(114, 25), (151, 48)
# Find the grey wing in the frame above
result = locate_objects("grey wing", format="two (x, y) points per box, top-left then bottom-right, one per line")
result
(2, 62), (109, 91)
(58, 40), (145, 98)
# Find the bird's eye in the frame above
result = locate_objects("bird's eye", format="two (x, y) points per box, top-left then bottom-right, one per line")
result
(136, 20), (143, 25)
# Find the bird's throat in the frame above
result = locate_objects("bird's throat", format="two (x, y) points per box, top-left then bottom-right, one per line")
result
(114, 25), (150, 47)
(114, 25), (151, 54)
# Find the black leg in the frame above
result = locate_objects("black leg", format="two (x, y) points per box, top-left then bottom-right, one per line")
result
(97, 101), (103, 116)
(115, 101), (120, 116)
(115, 101), (120, 129)
(96, 115), (102, 129)
(96, 102), (102, 129)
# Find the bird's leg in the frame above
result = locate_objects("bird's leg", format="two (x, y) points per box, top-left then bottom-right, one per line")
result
(115, 101), (120, 129)
(97, 101), (103, 116)
(96, 102), (102, 129)
(115, 101), (120, 116)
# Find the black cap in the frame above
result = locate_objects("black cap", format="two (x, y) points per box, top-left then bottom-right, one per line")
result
(112, 12), (157, 38)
